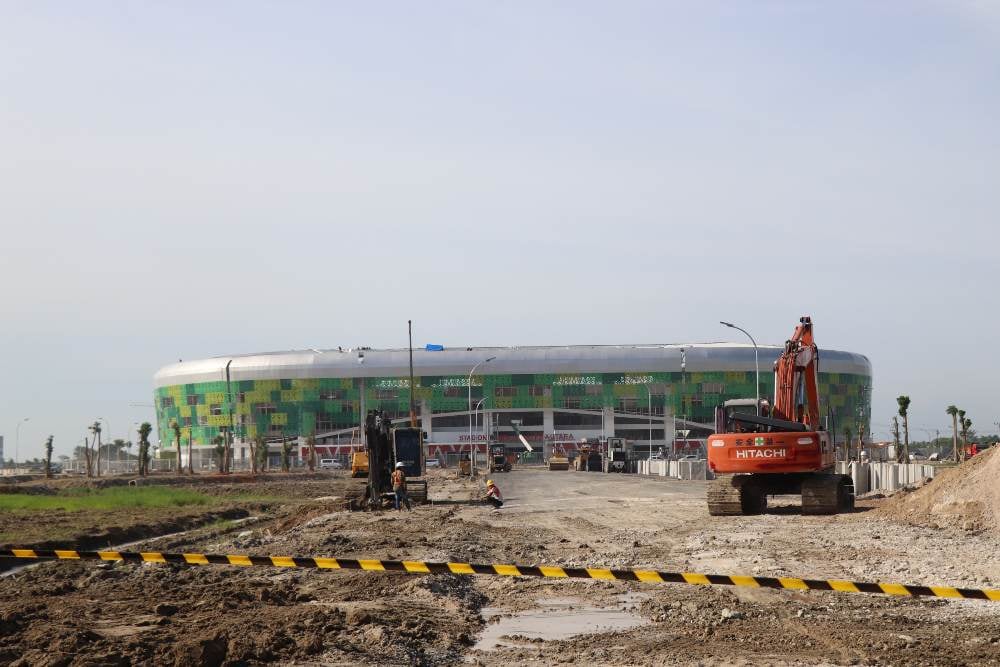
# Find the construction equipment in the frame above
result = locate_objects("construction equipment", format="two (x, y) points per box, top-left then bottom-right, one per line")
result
(574, 440), (603, 471)
(360, 410), (427, 507)
(604, 437), (631, 473)
(547, 445), (570, 471)
(489, 444), (511, 473)
(351, 451), (369, 478)
(706, 316), (854, 516)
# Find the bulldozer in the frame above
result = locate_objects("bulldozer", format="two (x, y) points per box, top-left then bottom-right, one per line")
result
(706, 316), (854, 516)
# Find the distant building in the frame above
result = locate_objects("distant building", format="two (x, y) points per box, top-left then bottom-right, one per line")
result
(153, 343), (872, 467)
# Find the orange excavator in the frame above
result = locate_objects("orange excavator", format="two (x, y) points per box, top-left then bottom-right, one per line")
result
(706, 316), (854, 515)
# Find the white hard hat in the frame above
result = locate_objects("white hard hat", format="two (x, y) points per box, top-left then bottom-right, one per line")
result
(395, 462), (405, 468)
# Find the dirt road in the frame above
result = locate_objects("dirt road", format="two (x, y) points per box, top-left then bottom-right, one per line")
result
(1, 469), (998, 665)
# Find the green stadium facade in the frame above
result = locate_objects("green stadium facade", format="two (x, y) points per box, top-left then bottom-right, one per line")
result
(153, 344), (872, 468)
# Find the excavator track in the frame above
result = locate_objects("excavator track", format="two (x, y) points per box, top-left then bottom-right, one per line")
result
(707, 475), (766, 516)
(801, 474), (854, 515)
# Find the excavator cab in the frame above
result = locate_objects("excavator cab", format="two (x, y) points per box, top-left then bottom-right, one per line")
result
(716, 399), (771, 434)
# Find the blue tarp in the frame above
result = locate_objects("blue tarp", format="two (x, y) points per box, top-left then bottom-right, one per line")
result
(425, 344), (445, 351)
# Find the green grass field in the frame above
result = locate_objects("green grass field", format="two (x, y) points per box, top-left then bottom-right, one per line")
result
(0, 487), (215, 512)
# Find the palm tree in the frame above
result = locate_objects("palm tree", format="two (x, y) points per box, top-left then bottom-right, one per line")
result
(211, 435), (226, 473)
(138, 422), (152, 476)
(171, 421), (182, 475)
(256, 435), (269, 473)
(280, 434), (292, 473)
(249, 434), (267, 474)
(896, 396), (911, 462)
(307, 432), (317, 472)
(961, 417), (972, 459)
(186, 429), (194, 475)
(86, 421), (102, 477)
(958, 409), (967, 460)
(44, 435), (54, 479)
(946, 405), (960, 462)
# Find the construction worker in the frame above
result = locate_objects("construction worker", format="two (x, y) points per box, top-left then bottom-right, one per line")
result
(391, 462), (411, 511)
(484, 479), (503, 509)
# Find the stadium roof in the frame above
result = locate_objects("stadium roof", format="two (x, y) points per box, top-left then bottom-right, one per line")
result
(154, 343), (871, 388)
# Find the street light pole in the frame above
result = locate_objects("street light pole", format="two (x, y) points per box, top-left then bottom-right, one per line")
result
(14, 417), (29, 470)
(721, 321), (760, 416)
(468, 356), (496, 478)
(474, 398), (487, 455)
(648, 388), (652, 462)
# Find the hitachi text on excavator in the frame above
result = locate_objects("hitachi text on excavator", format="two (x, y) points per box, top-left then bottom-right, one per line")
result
(706, 316), (855, 516)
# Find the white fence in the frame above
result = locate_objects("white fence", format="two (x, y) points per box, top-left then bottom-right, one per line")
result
(634, 459), (936, 492)
(636, 459), (713, 480)
(836, 461), (936, 495)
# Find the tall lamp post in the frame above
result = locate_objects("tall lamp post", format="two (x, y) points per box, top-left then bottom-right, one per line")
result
(468, 356), (496, 478)
(721, 321), (760, 416)
(14, 417), (30, 470)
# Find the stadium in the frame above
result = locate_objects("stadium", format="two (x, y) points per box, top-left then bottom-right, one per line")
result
(152, 343), (872, 469)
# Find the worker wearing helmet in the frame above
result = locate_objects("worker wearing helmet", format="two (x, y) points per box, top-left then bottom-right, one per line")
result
(484, 479), (503, 509)
(391, 462), (411, 511)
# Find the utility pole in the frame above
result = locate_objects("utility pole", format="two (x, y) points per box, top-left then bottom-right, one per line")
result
(408, 320), (416, 427)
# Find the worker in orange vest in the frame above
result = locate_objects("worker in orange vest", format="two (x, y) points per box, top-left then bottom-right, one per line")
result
(391, 462), (411, 511)
(484, 479), (503, 509)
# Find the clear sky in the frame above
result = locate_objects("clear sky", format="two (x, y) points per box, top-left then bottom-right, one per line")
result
(2, 1), (998, 459)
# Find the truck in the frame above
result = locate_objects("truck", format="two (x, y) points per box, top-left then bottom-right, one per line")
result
(706, 316), (854, 516)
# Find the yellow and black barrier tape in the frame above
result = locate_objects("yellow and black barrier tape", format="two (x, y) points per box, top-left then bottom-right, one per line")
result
(3, 549), (998, 602)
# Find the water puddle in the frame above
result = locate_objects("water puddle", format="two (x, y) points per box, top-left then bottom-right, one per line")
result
(474, 596), (649, 651)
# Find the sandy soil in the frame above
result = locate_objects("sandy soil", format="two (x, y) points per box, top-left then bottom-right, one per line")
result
(1, 468), (998, 665)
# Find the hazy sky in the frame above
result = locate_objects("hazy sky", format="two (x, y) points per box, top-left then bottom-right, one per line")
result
(2, 1), (998, 459)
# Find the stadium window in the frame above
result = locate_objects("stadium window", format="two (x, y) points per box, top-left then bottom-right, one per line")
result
(554, 411), (602, 428)
(702, 382), (725, 394)
(443, 387), (464, 398)
(320, 389), (346, 400)
(528, 386), (550, 397)
(375, 390), (398, 400)
(186, 395), (199, 406)
(210, 404), (223, 416)
(585, 385), (602, 396)
(238, 392), (246, 403)
(160, 397), (175, 408)
(199, 416), (208, 426)
(268, 423), (284, 434)
(255, 403), (276, 415)
(340, 403), (353, 413)
(182, 417), (192, 426)
(316, 413), (334, 431)
(563, 398), (581, 409)
(495, 387), (517, 397)
(617, 398), (639, 412)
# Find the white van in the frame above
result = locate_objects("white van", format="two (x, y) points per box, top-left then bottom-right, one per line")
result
(319, 459), (343, 470)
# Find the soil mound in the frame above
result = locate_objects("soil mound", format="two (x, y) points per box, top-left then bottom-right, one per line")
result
(875, 447), (999, 532)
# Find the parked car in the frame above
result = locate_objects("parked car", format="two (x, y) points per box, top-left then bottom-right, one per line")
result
(425, 458), (440, 468)
(319, 459), (343, 470)
(679, 455), (700, 461)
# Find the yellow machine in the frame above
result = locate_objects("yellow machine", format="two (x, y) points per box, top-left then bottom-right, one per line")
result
(548, 446), (570, 471)
(351, 451), (369, 478)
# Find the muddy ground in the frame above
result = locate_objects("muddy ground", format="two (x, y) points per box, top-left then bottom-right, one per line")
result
(0, 469), (998, 665)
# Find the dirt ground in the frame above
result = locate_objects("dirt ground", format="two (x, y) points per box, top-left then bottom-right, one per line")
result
(1, 468), (998, 665)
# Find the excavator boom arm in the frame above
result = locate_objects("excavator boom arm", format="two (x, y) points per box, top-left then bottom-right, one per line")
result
(772, 316), (821, 428)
